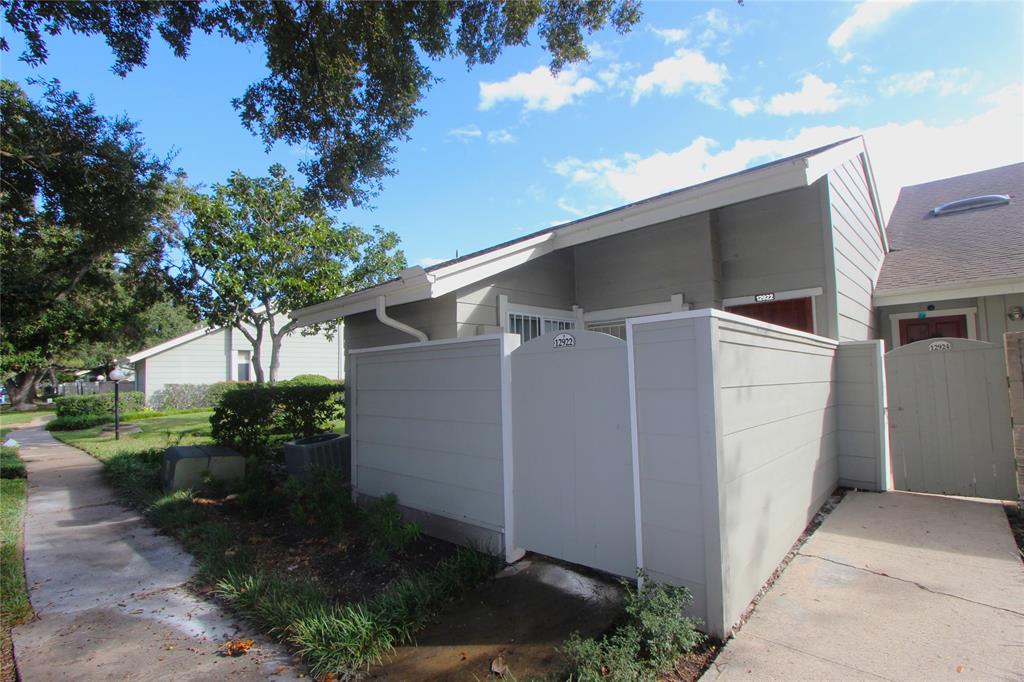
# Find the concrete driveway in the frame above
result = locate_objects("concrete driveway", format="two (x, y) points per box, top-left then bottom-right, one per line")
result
(705, 491), (1024, 681)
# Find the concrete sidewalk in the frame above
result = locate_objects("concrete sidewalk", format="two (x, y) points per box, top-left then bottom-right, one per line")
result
(705, 491), (1024, 681)
(10, 424), (301, 681)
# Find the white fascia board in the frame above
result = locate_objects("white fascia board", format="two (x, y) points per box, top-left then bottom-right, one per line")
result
(802, 138), (865, 185)
(127, 326), (216, 362)
(873, 275), (1024, 307)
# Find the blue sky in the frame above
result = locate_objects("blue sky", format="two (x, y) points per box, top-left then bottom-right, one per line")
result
(2, 1), (1022, 268)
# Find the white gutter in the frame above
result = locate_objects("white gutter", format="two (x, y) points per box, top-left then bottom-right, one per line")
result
(376, 296), (428, 342)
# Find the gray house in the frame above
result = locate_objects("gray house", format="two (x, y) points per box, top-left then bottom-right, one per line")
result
(873, 163), (1024, 348)
(289, 140), (1020, 638)
(295, 136), (886, 349)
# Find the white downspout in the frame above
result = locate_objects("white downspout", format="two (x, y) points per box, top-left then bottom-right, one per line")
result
(376, 295), (428, 342)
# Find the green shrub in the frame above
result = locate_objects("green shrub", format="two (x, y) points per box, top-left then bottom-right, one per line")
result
(55, 391), (144, 417)
(282, 467), (354, 534)
(45, 415), (110, 431)
(1, 446), (25, 479)
(211, 384), (343, 457)
(362, 493), (421, 563)
(280, 374), (336, 386)
(149, 381), (242, 410)
(237, 463), (283, 519)
(561, 576), (703, 681)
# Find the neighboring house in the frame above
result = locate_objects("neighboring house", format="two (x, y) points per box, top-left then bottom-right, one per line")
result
(873, 163), (1024, 348)
(295, 136), (887, 350)
(128, 316), (344, 402)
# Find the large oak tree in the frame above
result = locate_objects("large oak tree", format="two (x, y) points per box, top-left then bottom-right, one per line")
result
(1, 0), (642, 208)
(0, 79), (173, 406)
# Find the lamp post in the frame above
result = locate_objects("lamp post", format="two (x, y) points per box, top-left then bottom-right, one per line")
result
(108, 366), (125, 440)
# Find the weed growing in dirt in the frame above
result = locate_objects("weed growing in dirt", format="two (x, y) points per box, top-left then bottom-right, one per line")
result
(562, 575), (703, 681)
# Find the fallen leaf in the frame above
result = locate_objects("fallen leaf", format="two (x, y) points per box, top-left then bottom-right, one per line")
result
(490, 655), (507, 676)
(221, 639), (255, 657)
(956, 665), (964, 673)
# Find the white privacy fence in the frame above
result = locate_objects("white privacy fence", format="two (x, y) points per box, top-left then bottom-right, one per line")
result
(346, 310), (888, 638)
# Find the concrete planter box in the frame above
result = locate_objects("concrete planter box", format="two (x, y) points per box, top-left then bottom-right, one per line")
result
(284, 433), (350, 480)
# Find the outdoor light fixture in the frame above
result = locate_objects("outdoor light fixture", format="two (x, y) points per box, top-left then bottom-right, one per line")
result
(1010, 306), (1024, 322)
(108, 365), (127, 441)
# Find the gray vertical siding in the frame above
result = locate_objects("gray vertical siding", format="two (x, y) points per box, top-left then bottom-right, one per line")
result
(455, 250), (576, 336)
(349, 337), (507, 538)
(828, 156), (886, 341)
(713, 314), (839, 632)
(836, 341), (887, 490)
(629, 317), (714, 626)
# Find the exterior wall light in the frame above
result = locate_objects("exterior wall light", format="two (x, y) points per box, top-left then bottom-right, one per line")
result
(1009, 306), (1024, 322)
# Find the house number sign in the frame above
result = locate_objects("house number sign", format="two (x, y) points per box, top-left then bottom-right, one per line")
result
(928, 340), (952, 351)
(754, 292), (776, 303)
(553, 333), (576, 349)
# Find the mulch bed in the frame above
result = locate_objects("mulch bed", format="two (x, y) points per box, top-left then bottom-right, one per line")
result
(190, 492), (459, 604)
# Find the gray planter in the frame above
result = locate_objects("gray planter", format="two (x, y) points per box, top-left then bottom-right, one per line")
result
(284, 432), (350, 480)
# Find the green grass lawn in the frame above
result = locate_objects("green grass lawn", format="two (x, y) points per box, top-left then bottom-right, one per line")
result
(0, 408), (54, 428)
(1, 445), (32, 680)
(53, 411), (215, 464)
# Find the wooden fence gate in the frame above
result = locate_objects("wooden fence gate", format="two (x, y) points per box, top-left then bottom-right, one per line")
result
(885, 338), (1016, 500)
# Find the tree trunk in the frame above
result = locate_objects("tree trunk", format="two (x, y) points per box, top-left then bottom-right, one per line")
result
(268, 332), (283, 383)
(5, 370), (41, 410)
(250, 322), (266, 384)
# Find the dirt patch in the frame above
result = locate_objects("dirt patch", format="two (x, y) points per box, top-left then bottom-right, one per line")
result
(190, 493), (459, 604)
(366, 557), (623, 681)
(666, 637), (724, 681)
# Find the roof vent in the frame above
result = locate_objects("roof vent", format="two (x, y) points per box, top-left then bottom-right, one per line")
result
(932, 194), (1010, 216)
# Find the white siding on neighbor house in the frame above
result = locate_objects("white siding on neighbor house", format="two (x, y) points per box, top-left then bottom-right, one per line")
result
(717, 185), (830, 334)
(574, 212), (719, 311)
(828, 156), (885, 341)
(836, 341), (888, 490)
(348, 337), (509, 536)
(141, 328), (230, 400)
(254, 322), (343, 381)
(714, 315), (839, 632)
(455, 250), (576, 336)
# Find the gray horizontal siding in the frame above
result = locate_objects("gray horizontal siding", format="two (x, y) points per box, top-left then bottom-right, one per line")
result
(350, 338), (505, 532)
(629, 317), (712, 626)
(141, 329), (229, 400)
(345, 295), (457, 352)
(713, 316), (838, 633)
(836, 341), (886, 490)
(829, 156), (885, 341)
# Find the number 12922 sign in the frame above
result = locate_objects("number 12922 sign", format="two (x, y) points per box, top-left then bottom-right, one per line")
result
(553, 333), (576, 349)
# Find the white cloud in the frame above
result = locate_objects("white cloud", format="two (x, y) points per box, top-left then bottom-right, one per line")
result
(651, 27), (688, 44)
(729, 97), (759, 116)
(487, 129), (516, 144)
(879, 68), (974, 97)
(703, 8), (730, 33)
(765, 74), (845, 115)
(552, 82), (1023, 222)
(632, 48), (728, 105)
(419, 256), (447, 267)
(479, 66), (599, 112)
(586, 41), (614, 60)
(828, 0), (916, 49)
(448, 125), (482, 142)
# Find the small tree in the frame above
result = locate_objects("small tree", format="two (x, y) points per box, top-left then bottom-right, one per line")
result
(172, 165), (404, 383)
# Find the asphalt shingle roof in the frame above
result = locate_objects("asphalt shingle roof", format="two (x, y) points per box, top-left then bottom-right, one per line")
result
(876, 163), (1024, 292)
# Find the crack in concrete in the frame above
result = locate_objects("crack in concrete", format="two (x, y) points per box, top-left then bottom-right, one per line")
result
(737, 632), (896, 681)
(798, 551), (1024, 618)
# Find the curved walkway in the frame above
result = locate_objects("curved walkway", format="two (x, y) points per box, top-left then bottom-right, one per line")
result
(10, 423), (301, 681)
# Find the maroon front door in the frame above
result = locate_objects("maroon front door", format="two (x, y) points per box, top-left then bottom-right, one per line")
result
(725, 297), (814, 334)
(898, 314), (968, 345)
